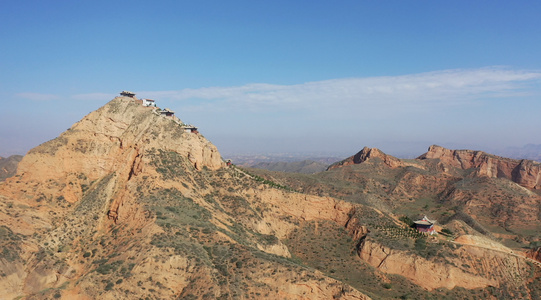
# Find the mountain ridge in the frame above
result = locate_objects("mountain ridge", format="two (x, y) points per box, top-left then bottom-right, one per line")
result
(0, 96), (373, 299)
(327, 144), (541, 190)
(1, 96), (541, 299)
(246, 144), (541, 296)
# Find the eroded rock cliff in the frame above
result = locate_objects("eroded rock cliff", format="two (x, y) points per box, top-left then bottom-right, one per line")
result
(418, 145), (541, 189)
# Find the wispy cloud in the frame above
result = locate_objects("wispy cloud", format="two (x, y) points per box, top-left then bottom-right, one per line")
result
(141, 67), (541, 114)
(16, 92), (60, 101)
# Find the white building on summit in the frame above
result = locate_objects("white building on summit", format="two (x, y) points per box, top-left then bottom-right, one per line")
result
(142, 99), (156, 107)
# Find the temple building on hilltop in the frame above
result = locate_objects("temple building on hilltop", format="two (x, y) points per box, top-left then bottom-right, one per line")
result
(160, 108), (175, 118)
(183, 125), (198, 134)
(120, 91), (136, 98)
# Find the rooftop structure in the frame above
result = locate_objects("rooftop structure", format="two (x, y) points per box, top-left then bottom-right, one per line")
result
(160, 108), (175, 118)
(414, 216), (436, 234)
(120, 91), (136, 98)
(183, 125), (198, 134)
(142, 99), (156, 107)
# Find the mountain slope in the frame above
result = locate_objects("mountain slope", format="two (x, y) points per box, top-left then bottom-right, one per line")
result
(248, 145), (541, 298)
(0, 97), (370, 300)
(252, 145), (541, 244)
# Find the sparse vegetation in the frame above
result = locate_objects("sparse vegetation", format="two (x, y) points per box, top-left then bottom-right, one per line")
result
(399, 215), (414, 227)
(147, 148), (191, 180)
(0, 225), (22, 262)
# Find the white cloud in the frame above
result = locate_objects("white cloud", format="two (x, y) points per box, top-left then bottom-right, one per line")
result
(141, 67), (541, 114)
(16, 92), (59, 101)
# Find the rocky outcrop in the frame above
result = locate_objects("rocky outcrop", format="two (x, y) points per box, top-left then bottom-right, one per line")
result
(358, 238), (509, 291)
(0, 97), (224, 298)
(327, 147), (403, 170)
(247, 188), (358, 240)
(418, 145), (541, 189)
(2, 97), (224, 203)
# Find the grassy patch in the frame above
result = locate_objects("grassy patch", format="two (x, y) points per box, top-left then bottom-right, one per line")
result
(147, 148), (191, 180)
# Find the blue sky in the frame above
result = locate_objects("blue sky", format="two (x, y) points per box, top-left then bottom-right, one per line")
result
(1, 1), (540, 158)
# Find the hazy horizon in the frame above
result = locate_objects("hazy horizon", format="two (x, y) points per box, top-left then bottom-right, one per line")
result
(1, 1), (540, 158)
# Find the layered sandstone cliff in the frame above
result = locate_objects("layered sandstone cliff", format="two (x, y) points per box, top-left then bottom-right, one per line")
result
(357, 237), (533, 292)
(357, 239), (497, 290)
(418, 145), (541, 189)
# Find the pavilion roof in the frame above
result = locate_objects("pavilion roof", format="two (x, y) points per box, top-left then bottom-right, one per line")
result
(413, 215), (435, 225)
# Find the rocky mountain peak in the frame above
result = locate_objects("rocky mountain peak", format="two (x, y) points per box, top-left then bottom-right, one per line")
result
(327, 146), (403, 170)
(4, 96), (224, 203)
(418, 144), (541, 189)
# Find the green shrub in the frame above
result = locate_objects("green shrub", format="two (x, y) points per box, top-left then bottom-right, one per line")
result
(441, 228), (453, 235)
(399, 216), (414, 227)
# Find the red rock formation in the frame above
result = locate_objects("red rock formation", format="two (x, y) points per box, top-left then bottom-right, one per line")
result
(357, 238), (499, 290)
(418, 145), (541, 189)
(327, 146), (403, 170)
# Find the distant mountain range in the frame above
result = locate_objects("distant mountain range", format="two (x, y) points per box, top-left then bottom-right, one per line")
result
(247, 160), (329, 174)
(0, 155), (22, 181)
(222, 143), (541, 174)
(497, 144), (541, 161)
(227, 154), (342, 173)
